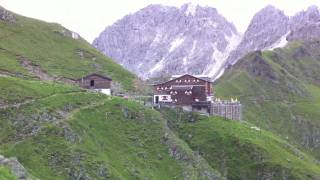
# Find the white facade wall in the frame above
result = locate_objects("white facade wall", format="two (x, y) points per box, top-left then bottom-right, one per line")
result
(95, 89), (111, 95)
(154, 95), (172, 103)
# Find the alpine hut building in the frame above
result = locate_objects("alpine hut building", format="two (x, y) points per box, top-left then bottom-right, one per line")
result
(152, 74), (242, 120)
(152, 74), (214, 113)
(76, 73), (112, 95)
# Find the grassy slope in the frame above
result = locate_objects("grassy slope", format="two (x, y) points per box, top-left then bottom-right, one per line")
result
(0, 77), (223, 179)
(0, 10), (137, 91)
(0, 63), (319, 180)
(215, 41), (320, 159)
(161, 108), (320, 179)
(0, 76), (80, 104)
(0, 166), (17, 180)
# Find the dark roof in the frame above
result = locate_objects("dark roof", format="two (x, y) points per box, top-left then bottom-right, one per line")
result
(152, 74), (212, 85)
(76, 73), (112, 81)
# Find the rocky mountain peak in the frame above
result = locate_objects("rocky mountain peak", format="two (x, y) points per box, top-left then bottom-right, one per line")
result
(138, 4), (176, 14)
(291, 5), (320, 25)
(226, 5), (320, 68)
(181, 3), (199, 16)
(225, 5), (289, 67)
(247, 5), (288, 33)
(305, 5), (320, 19)
(93, 3), (240, 79)
(288, 5), (320, 42)
(248, 5), (287, 25)
(93, 4), (320, 80)
(259, 5), (280, 12)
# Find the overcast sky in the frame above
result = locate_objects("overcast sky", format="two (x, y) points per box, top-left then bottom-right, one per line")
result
(1, 0), (319, 42)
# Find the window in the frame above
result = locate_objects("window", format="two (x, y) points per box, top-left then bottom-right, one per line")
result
(90, 80), (95, 87)
(185, 90), (192, 95)
(170, 91), (178, 95)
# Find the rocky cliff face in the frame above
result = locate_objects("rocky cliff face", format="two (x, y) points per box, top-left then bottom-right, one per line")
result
(94, 4), (320, 80)
(288, 6), (320, 42)
(93, 3), (240, 79)
(226, 5), (290, 66)
(209, 5), (320, 78)
(227, 5), (320, 64)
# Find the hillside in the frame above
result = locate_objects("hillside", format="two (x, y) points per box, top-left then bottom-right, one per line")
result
(0, 6), (137, 91)
(161, 108), (320, 179)
(1, 76), (319, 180)
(0, 76), (224, 179)
(215, 40), (320, 159)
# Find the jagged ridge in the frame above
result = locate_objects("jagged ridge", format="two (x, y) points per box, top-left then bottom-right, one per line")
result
(93, 4), (320, 80)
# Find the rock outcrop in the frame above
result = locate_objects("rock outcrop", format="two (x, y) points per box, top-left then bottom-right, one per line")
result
(0, 6), (16, 23)
(0, 155), (28, 180)
(288, 6), (320, 42)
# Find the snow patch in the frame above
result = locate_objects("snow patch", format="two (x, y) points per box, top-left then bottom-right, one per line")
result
(264, 31), (290, 50)
(149, 58), (165, 74)
(153, 31), (162, 44)
(182, 57), (187, 65)
(169, 37), (184, 52)
(203, 19), (218, 28)
(213, 68), (226, 81)
(204, 33), (242, 78)
(181, 40), (197, 67)
(190, 40), (197, 56)
(185, 3), (197, 16)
